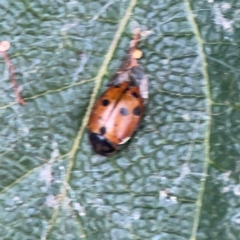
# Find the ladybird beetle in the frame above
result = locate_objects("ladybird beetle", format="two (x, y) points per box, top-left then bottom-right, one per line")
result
(87, 29), (148, 156)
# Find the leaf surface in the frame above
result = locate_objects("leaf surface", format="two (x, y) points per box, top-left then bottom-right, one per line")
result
(0, 0), (239, 240)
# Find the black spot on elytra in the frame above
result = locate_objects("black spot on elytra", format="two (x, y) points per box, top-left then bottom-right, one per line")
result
(133, 106), (141, 116)
(102, 99), (110, 106)
(114, 84), (120, 88)
(131, 92), (139, 98)
(120, 107), (129, 116)
(100, 126), (106, 135)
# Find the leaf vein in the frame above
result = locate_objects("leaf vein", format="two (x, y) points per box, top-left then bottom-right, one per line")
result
(183, 1), (212, 239)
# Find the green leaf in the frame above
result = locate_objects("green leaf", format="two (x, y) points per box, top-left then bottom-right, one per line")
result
(0, 0), (239, 240)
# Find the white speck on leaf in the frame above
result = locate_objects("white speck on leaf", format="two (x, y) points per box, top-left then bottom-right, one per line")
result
(182, 113), (190, 121)
(73, 202), (86, 216)
(43, 136), (48, 141)
(162, 59), (169, 65)
(233, 185), (240, 196)
(27, 208), (35, 215)
(220, 2), (231, 10)
(231, 211), (240, 224)
(13, 196), (20, 201)
(21, 126), (29, 135)
(218, 171), (231, 182)
(222, 186), (230, 193)
(132, 211), (141, 220)
(159, 190), (168, 199)
(169, 196), (177, 203)
(234, 9), (240, 28)
(91, 155), (100, 164)
(40, 186), (48, 193)
(159, 190), (178, 204)
(24, 143), (31, 148)
(213, 3), (233, 32)
(13, 196), (23, 204)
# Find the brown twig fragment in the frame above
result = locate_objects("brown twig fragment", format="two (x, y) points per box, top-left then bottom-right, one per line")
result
(117, 28), (143, 73)
(0, 50), (25, 105)
(128, 27), (142, 68)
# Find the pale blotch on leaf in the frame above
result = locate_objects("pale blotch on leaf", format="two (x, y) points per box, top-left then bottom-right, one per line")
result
(39, 164), (53, 185)
(50, 141), (60, 162)
(45, 195), (59, 208)
(0, 41), (10, 51)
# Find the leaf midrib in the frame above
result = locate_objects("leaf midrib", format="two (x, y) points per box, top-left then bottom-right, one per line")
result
(41, 0), (138, 239)
(183, 0), (212, 239)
